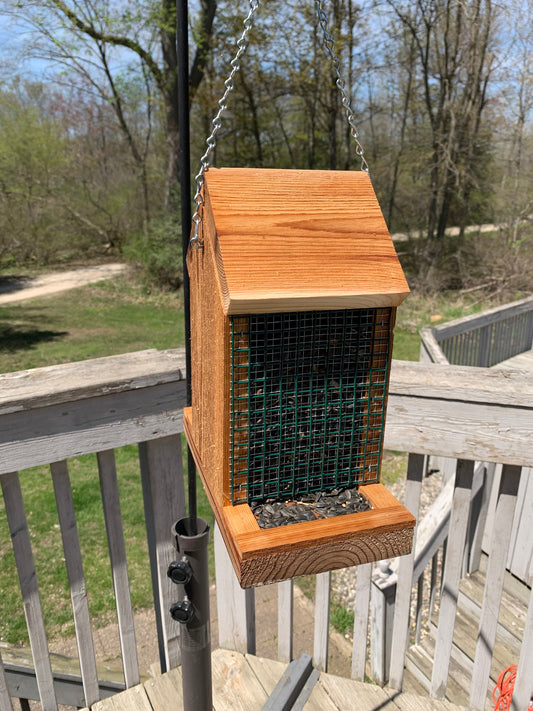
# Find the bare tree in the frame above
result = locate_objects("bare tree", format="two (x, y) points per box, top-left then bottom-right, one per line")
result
(3, 0), (217, 213)
(386, 0), (496, 267)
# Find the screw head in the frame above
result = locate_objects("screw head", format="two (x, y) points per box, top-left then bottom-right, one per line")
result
(167, 559), (193, 585)
(169, 599), (193, 624)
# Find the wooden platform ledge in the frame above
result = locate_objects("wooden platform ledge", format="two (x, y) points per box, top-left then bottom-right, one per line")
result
(184, 408), (415, 587)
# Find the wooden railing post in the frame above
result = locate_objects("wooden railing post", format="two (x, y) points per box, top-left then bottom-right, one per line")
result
(469, 464), (521, 709)
(277, 580), (294, 663)
(388, 452), (425, 690)
(0, 472), (57, 711)
(0, 645), (14, 710)
(313, 572), (331, 672)
(351, 562), (372, 681)
(214, 524), (256, 655)
(430, 458), (475, 700)
(97, 450), (140, 688)
(50, 461), (99, 706)
(139, 434), (186, 672)
(512, 581), (533, 711)
(370, 561), (395, 686)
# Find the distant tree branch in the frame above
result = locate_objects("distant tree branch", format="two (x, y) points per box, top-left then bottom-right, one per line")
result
(50, 0), (165, 92)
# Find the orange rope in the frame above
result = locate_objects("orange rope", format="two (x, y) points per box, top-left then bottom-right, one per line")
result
(493, 665), (516, 710)
(492, 663), (533, 711)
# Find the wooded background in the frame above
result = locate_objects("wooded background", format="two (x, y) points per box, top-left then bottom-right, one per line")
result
(0, 0), (531, 292)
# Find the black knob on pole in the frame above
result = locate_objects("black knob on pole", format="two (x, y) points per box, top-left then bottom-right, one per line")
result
(167, 558), (193, 585)
(170, 599), (194, 624)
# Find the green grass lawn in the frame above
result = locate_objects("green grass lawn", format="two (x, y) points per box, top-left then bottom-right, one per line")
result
(0, 275), (184, 373)
(0, 271), (495, 644)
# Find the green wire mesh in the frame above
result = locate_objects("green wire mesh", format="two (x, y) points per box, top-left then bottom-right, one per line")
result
(230, 308), (392, 505)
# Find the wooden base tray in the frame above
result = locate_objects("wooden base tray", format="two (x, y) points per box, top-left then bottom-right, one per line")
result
(184, 408), (415, 588)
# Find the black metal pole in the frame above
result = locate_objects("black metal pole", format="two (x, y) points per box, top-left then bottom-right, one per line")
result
(175, 4), (212, 710)
(177, 0), (197, 536)
(171, 518), (212, 710)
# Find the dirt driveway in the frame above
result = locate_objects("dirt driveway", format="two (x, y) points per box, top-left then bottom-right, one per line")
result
(0, 263), (129, 305)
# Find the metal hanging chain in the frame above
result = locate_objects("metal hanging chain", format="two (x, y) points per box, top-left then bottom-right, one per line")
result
(190, 0), (260, 249)
(315, 0), (369, 173)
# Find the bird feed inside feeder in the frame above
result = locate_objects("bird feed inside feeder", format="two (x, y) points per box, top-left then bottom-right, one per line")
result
(184, 167), (415, 587)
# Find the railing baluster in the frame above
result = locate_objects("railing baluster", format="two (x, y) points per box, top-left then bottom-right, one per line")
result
(469, 464), (521, 709)
(430, 458), (475, 700)
(0, 649), (14, 711)
(277, 580), (293, 663)
(313, 572), (331, 672)
(214, 524), (255, 654)
(389, 452), (425, 690)
(351, 562), (371, 681)
(512, 580), (533, 711)
(414, 575), (424, 644)
(0, 472), (57, 711)
(467, 462), (496, 574)
(50, 461), (100, 706)
(429, 550), (439, 618)
(97, 450), (140, 688)
(139, 435), (186, 672)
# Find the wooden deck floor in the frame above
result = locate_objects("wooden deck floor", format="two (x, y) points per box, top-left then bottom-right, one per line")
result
(494, 349), (533, 371)
(86, 649), (467, 711)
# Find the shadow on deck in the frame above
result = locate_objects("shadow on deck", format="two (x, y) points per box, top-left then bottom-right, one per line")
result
(85, 648), (467, 711)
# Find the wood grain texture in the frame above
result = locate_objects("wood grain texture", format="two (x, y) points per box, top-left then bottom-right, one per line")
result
(277, 580), (294, 663)
(512, 584), (533, 711)
(1, 472), (57, 711)
(469, 465), (521, 710)
(187, 209), (230, 506)
(50, 461), (100, 707)
(430, 460), (475, 700)
(210, 648), (268, 711)
(214, 524), (255, 654)
(187, 415), (414, 586)
(0, 349), (185, 415)
(0, 651), (14, 711)
(0, 382), (186, 476)
(313, 573), (331, 672)
(203, 168), (410, 314)
(139, 436), (185, 672)
(351, 562), (372, 681)
(97, 450), (139, 689)
(317, 672), (392, 710)
(385, 361), (533, 465)
(142, 667), (182, 709)
(389, 453), (425, 690)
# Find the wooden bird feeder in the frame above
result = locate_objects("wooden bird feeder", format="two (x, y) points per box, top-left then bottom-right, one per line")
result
(185, 167), (416, 587)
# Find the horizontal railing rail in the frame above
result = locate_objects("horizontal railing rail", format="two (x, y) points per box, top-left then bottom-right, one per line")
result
(1, 349), (532, 710)
(420, 295), (533, 367)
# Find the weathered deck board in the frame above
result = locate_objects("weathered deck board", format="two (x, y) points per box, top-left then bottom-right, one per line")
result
(493, 349), (533, 371)
(85, 650), (468, 710)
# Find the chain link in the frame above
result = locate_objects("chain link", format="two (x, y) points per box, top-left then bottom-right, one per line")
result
(190, 0), (261, 248)
(315, 0), (369, 173)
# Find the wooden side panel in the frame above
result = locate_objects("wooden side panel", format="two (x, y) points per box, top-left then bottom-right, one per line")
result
(187, 193), (230, 506)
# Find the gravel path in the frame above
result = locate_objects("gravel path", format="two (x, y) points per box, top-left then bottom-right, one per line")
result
(0, 263), (128, 304)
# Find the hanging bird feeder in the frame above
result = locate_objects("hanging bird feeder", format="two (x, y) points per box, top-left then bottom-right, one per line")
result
(184, 167), (415, 588)
(184, 0), (415, 588)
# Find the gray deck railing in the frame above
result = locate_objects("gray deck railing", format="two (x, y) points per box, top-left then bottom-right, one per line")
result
(420, 295), (533, 367)
(1, 349), (532, 710)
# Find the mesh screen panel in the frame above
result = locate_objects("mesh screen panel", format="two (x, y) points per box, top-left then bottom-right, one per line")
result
(230, 308), (392, 504)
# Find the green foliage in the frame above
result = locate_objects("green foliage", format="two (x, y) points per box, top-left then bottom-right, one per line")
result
(0, 85), (70, 265)
(124, 216), (183, 290)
